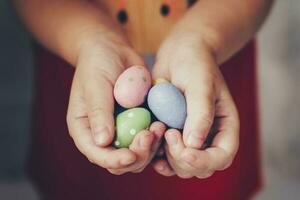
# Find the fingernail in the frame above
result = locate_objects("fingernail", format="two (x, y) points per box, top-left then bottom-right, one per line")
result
(166, 132), (177, 145)
(120, 157), (135, 166)
(94, 128), (108, 145)
(186, 131), (204, 148)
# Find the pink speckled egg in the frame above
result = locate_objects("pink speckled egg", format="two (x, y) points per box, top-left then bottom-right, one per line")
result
(114, 65), (151, 108)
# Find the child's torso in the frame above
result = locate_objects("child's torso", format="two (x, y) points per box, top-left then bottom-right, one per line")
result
(94, 0), (195, 53)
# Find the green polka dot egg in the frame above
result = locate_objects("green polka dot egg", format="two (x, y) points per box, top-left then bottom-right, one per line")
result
(114, 108), (151, 148)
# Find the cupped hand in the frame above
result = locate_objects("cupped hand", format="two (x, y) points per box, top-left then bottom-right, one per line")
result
(67, 39), (164, 174)
(151, 34), (240, 178)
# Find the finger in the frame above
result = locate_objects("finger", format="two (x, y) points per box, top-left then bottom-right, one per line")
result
(108, 130), (154, 174)
(129, 130), (154, 164)
(183, 75), (215, 149)
(149, 121), (166, 157)
(164, 144), (194, 179)
(108, 122), (166, 174)
(213, 86), (240, 154)
(164, 129), (185, 160)
(179, 89), (239, 175)
(208, 92), (240, 170)
(67, 98), (136, 169)
(84, 74), (115, 147)
(75, 52), (124, 147)
(130, 122), (166, 173)
(180, 147), (233, 176)
(164, 129), (201, 178)
(152, 159), (175, 177)
(164, 150), (194, 179)
(70, 118), (136, 169)
(181, 110), (239, 173)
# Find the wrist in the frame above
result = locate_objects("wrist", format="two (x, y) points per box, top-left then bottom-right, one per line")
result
(156, 30), (216, 68)
(75, 29), (129, 63)
(157, 21), (227, 65)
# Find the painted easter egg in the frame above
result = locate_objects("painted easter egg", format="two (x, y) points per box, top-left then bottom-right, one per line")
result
(147, 82), (187, 129)
(114, 65), (151, 108)
(114, 107), (151, 148)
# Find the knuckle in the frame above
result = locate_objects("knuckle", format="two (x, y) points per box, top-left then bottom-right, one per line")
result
(98, 68), (118, 86)
(89, 106), (106, 119)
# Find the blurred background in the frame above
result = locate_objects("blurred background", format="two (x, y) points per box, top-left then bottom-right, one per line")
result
(0, 0), (299, 199)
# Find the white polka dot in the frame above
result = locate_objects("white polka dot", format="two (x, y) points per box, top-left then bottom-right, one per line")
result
(127, 112), (134, 118)
(130, 129), (136, 135)
(115, 141), (120, 146)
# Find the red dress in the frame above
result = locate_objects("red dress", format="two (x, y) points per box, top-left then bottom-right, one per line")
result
(28, 40), (262, 200)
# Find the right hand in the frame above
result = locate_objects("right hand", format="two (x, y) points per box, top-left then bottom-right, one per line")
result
(67, 38), (163, 173)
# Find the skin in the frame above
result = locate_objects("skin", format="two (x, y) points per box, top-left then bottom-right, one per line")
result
(13, 0), (274, 177)
(152, 44), (240, 178)
(151, 0), (274, 178)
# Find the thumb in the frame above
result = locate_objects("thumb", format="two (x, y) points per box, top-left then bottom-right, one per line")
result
(183, 80), (215, 149)
(82, 48), (144, 147)
(123, 48), (145, 67)
(151, 60), (169, 84)
(84, 74), (115, 147)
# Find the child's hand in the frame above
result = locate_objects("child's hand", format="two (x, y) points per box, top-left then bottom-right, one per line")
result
(107, 121), (166, 175)
(151, 33), (239, 178)
(66, 39), (163, 174)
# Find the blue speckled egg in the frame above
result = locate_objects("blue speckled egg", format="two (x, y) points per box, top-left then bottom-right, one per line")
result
(147, 82), (187, 129)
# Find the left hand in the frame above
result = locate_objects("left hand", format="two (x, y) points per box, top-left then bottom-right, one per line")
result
(151, 32), (240, 178)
